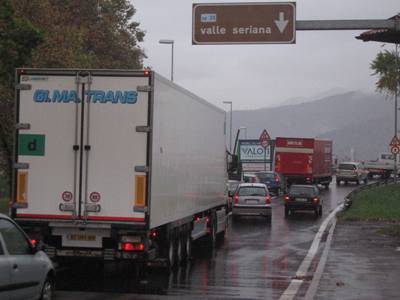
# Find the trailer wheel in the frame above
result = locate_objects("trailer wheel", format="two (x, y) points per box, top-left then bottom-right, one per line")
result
(182, 233), (192, 262)
(206, 214), (217, 250)
(176, 236), (183, 266)
(167, 238), (175, 269)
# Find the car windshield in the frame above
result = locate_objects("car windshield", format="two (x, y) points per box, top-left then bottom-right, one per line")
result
(339, 164), (356, 170)
(289, 186), (315, 196)
(256, 173), (275, 181)
(238, 187), (266, 197)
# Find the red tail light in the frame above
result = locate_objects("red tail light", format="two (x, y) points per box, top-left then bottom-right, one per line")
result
(31, 239), (37, 247)
(234, 194), (239, 204)
(313, 197), (319, 204)
(265, 195), (271, 204)
(122, 242), (145, 251)
(284, 195), (290, 202)
(275, 175), (280, 182)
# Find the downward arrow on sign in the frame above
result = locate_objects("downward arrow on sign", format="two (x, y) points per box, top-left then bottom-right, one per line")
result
(274, 12), (289, 33)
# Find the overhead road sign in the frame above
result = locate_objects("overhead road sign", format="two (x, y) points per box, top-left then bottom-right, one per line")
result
(192, 2), (296, 45)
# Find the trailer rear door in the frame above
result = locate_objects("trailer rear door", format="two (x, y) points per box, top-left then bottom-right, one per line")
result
(14, 70), (151, 224)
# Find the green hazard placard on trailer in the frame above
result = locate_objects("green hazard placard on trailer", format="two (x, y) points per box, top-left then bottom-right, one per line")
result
(18, 134), (45, 156)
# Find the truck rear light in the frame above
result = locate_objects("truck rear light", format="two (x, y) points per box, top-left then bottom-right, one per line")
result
(234, 194), (239, 204)
(306, 177), (312, 183)
(284, 195), (290, 202)
(313, 197), (319, 204)
(265, 195), (271, 204)
(135, 175), (146, 208)
(275, 175), (280, 182)
(150, 230), (157, 238)
(121, 242), (145, 251)
(144, 69), (150, 76)
(17, 171), (28, 205)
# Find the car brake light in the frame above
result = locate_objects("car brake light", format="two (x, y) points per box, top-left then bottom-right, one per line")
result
(234, 194), (239, 204)
(275, 175), (280, 182)
(284, 195), (290, 202)
(31, 239), (37, 247)
(121, 242), (145, 251)
(313, 197), (319, 204)
(265, 195), (271, 204)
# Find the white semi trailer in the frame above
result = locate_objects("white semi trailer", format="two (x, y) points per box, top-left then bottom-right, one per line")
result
(12, 69), (228, 268)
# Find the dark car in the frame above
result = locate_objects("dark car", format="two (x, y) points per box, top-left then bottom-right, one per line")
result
(255, 171), (286, 195)
(284, 185), (322, 217)
(232, 183), (272, 220)
(0, 213), (55, 300)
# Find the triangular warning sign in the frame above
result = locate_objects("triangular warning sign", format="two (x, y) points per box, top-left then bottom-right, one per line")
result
(389, 135), (400, 146)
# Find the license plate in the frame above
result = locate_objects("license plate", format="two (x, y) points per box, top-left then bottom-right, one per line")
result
(67, 234), (96, 241)
(296, 198), (308, 202)
(246, 199), (258, 204)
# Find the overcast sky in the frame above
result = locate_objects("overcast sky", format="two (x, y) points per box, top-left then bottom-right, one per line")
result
(131, 0), (399, 110)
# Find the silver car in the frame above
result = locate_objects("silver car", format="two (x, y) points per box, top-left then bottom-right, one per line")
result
(0, 213), (55, 300)
(232, 183), (272, 219)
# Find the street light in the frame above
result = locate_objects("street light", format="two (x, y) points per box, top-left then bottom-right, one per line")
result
(223, 101), (233, 153)
(159, 39), (174, 82)
(239, 126), (247, 139)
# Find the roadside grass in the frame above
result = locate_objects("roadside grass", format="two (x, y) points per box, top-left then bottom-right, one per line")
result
(338, 184), (400, 221)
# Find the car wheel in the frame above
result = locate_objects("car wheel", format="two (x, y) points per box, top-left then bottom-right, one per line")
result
(314, 208), (319, 217)
(319, 206), (323, 217)
(344, 181), (348, 185)
(336, 180), (340, 185)
(284, 207), (290, 218)
(356, 180), (360, 185)
(40, 276), (54, 300)
(364, 177), (368, 184)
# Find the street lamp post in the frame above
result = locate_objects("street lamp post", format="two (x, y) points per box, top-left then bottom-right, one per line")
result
(159, 39), (174, 82)
(239, 126), (247, 139)
(223, 101), (233, 153)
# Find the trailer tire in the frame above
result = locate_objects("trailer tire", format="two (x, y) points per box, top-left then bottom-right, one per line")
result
(182, 233), (192, 262)
(167, 238), (175, 269)
(206, 214), (217, 250)
(176, 236), (183, 266)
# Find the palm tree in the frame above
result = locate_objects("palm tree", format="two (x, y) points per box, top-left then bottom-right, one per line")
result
(370, 48), (400, 98)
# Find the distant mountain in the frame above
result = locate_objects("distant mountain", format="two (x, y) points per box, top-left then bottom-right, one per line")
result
(231, 91), (394, 161)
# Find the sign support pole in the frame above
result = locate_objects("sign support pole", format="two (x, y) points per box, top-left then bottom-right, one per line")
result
(264, 149), (267, 171)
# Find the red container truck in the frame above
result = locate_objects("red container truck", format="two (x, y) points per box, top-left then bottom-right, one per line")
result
(274, 137), (333, 188)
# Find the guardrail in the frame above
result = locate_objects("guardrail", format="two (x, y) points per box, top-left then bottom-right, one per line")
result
(344, 178), (398, 208)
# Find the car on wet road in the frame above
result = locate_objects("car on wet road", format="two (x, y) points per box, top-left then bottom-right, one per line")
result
(255, 171), (287, 195)
(284, 184), (322, 217)
(336, 161), (369, 185)
(0, 213), (55, 300)
(232, 183), (272, 219)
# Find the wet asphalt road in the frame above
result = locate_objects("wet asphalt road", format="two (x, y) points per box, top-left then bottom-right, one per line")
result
(55, 182), (357, 300)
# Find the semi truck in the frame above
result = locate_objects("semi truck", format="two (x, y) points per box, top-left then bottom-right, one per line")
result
(12, 69), (228, 268)
(274, 137), (333, 188)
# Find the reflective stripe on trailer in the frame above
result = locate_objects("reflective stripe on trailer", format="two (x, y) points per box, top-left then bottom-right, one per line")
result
(16, 214), (73, 219)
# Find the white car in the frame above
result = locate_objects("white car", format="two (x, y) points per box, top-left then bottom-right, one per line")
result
(232, 183), (272, 220)
(0, 213), (55, 300)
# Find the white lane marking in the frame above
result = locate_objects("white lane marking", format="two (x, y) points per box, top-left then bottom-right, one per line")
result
(304, 218), (337, 300)
(279, 204), (344, 300)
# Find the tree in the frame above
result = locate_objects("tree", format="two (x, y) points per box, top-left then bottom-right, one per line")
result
(0, 0), (42, 189)
(12, 0), (145, 69)
(371, 49), (400, 98)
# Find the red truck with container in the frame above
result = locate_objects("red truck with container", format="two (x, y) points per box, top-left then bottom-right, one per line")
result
(274, 137), (333, 188)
